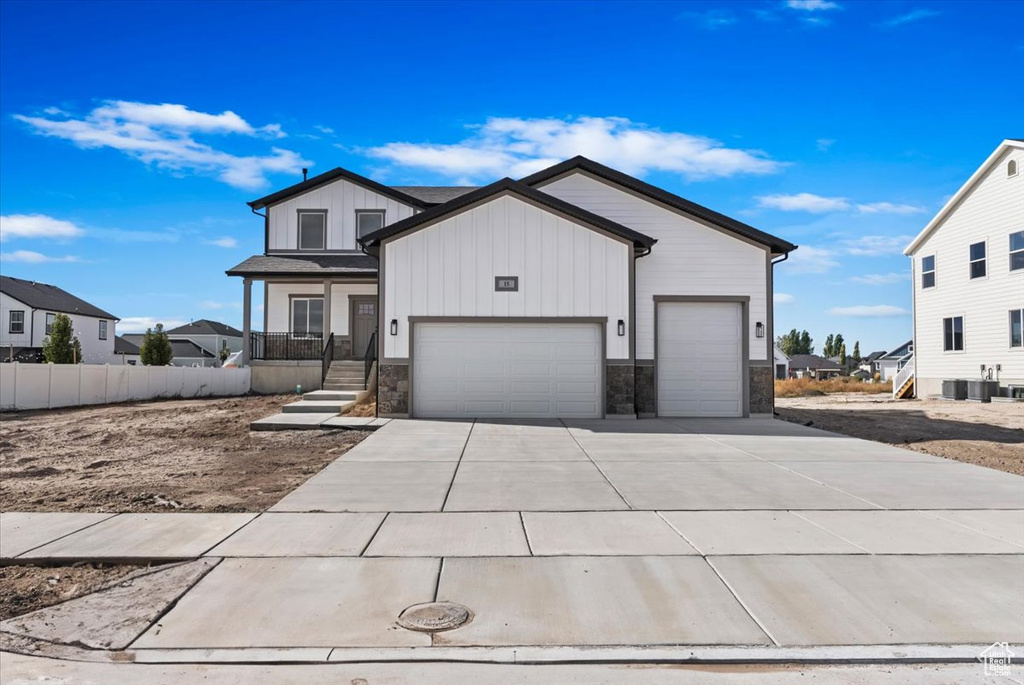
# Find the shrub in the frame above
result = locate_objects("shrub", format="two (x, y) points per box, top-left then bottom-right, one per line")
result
(775, 376), (892, 398)
(140, 324), (174, 366)
(42, 313), (82, 364)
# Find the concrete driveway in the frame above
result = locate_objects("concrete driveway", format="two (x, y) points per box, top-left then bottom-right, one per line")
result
(4, 417), (1023, 669)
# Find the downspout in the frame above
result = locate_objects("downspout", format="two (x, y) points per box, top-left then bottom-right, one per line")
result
(358, 237), (381, 419)
(633, 244), (654, 417)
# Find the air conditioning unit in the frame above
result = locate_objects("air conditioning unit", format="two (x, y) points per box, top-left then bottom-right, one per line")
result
(966, 380), (1000, 403)
(941, 379), (968, 400)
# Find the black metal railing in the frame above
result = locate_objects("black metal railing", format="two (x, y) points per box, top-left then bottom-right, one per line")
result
(322, 332), (335, 382)
(249, 332), (324, 361)
(364, 330), (377, 384)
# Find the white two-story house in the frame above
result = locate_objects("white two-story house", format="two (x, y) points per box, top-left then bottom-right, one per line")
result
(229, 157), (797, 418)
(0, 275), (118, 364)
(903, 139), (1024, 398)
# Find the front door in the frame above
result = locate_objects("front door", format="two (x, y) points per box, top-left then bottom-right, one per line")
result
(351, 297), (376, 358)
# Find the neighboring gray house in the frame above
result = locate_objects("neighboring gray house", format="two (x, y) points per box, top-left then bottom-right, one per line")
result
(0, 275), (118, 364)
(788, 354), (842, 379)
(169, 339), (217, 367)
(875, 339), (914, 381)
(113, 335), (140, 365)
(229, 157), (798, 418)
(122, 319), (241, 367)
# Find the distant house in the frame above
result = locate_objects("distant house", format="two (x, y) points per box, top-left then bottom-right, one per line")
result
(122, 319), (241, 367)
(859, 350), (887, 375)
(787, 354), (842, 379)
(113, 335), (140, 365)
(875, 339), (914, 381)
(0, 275), (118, 364)
(773, 345), (790, 380)
(904, 139), (1023, 398)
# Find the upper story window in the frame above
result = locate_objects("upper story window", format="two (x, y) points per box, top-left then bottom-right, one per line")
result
(921, 255), (936, 288)
(297, 210), (327, 250)
(1010, 231), (1024, 272)
(943, 316), (964, 352)
(356, 210), (385, 240)
(9, 310), (24, 335)
(291, 297), (323, 336)
(969, 241), (986, 279)
(99, 320), (108, 340)
(1011, 309), (1023, 348)
(45, 312), (56, 335)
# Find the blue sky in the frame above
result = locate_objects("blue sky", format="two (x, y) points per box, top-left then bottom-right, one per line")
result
(0, 0), (1019, 353)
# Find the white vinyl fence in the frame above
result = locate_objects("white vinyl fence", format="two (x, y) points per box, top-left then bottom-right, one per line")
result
(0, 363), (250, 411)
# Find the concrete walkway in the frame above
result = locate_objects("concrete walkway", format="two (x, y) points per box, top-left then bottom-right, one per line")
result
(2, 417), (1023, 674)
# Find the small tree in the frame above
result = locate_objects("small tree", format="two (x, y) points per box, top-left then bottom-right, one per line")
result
(140, 324), (174, 366)
(218, 341), (231, 365)
(42, 313), (82, 364)
(838, 342), (847, 366)
(852, 341), (861, 365)
(823, 334), (834, 358)
(798, 330), (813, 355)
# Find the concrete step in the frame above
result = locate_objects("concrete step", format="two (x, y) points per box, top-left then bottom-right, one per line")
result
(323, 383), (366, 392)
(282, 400), (348, 414)
(303, 390), (359, 402)
(325, 371), (365, 379)
(328, 362), (364, 368)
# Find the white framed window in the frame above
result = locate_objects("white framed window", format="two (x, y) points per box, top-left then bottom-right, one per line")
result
(1010, 231), (1024, 272)
(9, 310), (24, 335)
(291, 297), (324, 336)
(1011, 309), (1023, 348)
(968, 241), (986, 279)
(356, 210), (385, 240)
(45, 312), (55, 335)
(297, 210), (327, 250)
(921, 255), (936, 288)
(99, 320), (108, 340)
(943, 316), (964, 352)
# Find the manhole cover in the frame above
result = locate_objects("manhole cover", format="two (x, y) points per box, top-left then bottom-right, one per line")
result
(397, 601), (472, 632)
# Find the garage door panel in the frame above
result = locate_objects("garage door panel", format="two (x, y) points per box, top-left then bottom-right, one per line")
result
(413, 322), (603, 419)
(657, 302), (743, 418)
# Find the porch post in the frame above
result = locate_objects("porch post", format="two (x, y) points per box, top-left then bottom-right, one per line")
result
(241, 277), (252, 366)
(322, 279), (332, 340)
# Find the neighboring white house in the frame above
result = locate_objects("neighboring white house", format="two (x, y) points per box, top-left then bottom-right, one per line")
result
(229, 157), (797, 418)
(904, 139), (1024, 398)
(875, 339), (913, 381)
(773, 344), (790, 380)
(0, 275), (118, 364)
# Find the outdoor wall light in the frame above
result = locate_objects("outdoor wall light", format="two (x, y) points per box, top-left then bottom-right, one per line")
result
(617, 319), (625, 336)
(390, 319), (398, 336)
(755, 322), (765, 338)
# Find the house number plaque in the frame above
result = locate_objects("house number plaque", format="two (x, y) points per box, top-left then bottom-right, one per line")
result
(495, 276), (519, 292)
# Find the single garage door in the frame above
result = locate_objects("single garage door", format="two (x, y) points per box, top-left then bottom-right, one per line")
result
(412, 322), (603, 419)
(657, 301), (743, 417)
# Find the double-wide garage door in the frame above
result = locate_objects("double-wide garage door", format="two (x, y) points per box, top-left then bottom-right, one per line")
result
(412, 322), (602, 419)
(657, 301), (744, 417)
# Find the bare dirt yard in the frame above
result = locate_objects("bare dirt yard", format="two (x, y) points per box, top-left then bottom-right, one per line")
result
(0, 563), (151, 621)
(0, 394), (367, 513)
(776, 394), (1024, 475)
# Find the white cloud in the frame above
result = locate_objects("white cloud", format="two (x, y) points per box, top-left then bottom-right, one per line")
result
(204, 237), (239, 248)
(774, 293), (795, 304)
(757, 193), (851, 213)
(855, 201), (926, 215)
(1, 249), (82, 263)
(880, 8), (941, 28)
(314, 125), (335, 135)
(198, 300), (240, 310)
(849, 272), (910, 285)
(366, 116), (784, 182)
(827, 305), (909, 317)
(679, 9), (739, 29)
(14, 101), (309, 190)
(786, 0), (839, 10)
(841, 235), (915, 256)
(816, 138), (835, 152)
(783, 245), (840, 274)
(117, 316), (188, 333)
(0, 214), (85, 241)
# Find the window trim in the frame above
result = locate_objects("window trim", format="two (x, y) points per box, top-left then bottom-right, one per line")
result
(1010, 231), (1024, 272)
(942, 315), (965, 353)
(296, 209), (328, 251)
(8, 310), (24, 335)
(355, 209), (386, 240)
(968, 240), (987, 280)
(920, 254), (936, 289)
(45, 312), (56, 336)
(289, 296), (325, 336)
(99, 319), (108, 340)
(1011, 309), (1024, 349)
(1009, 159), (1019, 178)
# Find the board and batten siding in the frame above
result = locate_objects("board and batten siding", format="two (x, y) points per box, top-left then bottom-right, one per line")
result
(539, 172), (770, 361)
(266, 177), (417, 252)
(383, 194), (631, 360)
(911, 146), (1024, 392)
(266, 283), (377, 336)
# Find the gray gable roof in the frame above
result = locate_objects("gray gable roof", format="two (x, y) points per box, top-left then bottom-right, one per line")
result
(0, 275), (117, 320)
(226, 254), (378, 278)
(788, 354), (842, 371)
(247, 168), (428, 210)
(390, 186), (480, 205)
(519, 156), (798, 254)
(167, 319), (242, 337)
(114, 335), (140, 355)
(170, 339), (216, 359)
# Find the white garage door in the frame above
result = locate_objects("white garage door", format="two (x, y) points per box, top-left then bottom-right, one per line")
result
(657, 301), (743, 417)
(412, 322), (602, 419)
